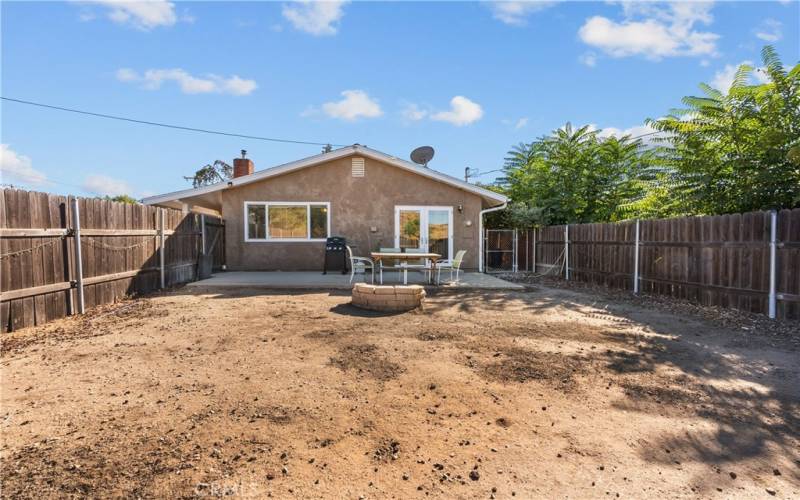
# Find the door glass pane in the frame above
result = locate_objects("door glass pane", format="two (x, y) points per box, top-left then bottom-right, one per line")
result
(428, 210), (450, 259)
(310, 205), (328, 239)
(399, 210), (421, 249)
(268, 205), (308, 239)
(247, 205), (266, 239)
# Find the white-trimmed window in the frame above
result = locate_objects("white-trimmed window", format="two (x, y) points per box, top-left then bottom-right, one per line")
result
(245, 202), (330, 242)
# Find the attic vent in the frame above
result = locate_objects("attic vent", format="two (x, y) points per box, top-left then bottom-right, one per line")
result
(351, 157), (365, 177)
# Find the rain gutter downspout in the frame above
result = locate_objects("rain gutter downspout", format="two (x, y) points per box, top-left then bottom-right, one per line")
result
(478, 201), (507, 273)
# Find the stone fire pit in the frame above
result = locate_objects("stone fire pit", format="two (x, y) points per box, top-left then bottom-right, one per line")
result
(351, 283), (426, 312)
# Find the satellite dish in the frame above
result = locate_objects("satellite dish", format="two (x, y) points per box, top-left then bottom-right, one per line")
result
(410, 146), (435, 167)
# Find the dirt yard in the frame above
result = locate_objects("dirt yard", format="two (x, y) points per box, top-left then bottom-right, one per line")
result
(1, 284), (798, 499)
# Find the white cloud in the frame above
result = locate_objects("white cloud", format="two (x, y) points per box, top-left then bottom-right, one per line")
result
(489, 1), (556, 26)
(755, 18), (782, 42)
(78, 11), (97, 22)
(578, 2), (718, 60)
(753, 68), (771, 85)
(82, 174), (132, 197)
(179, 9), (196, 24)
(711, 62), (745, 92)
(594, 123), (665, 147)
(321, 90), (382, 121)
(115, 67), (138, 82)
(579, 52), (597, 67)
(282, 1), (347, 36)
(401, 103), (428, 121)
(0, 145), (47, 186)
(116, 68), (257, 96)
(220, 76), (259, 96)
(431, 96), (484, 126)
(75, 0), (178, 30)
(711, 61), (771, 93)
(503, 117), (529, 129)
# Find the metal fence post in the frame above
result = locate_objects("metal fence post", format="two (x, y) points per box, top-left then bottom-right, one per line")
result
(634, 219), (640, 294)
(513, 229), (518, 273)
(768, 210), (777, 319)
(159, 208), (166, 289)
(564, 224), (570, 280)
(532, 228), (537, 274)
(62, 199), (74, 315)
(70, 197), (85, 314)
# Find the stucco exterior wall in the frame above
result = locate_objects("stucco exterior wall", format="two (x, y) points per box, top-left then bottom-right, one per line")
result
(221, 155), (486, 270)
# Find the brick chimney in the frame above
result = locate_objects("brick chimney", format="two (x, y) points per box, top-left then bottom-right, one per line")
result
(233, 149), (254, 178)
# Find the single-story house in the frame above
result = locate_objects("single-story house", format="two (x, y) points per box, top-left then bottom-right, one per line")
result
(142, 144), (507, 271)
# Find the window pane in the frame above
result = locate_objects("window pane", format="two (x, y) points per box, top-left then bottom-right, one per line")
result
(247, 205), (266, 239)
(310, 205), (328, 239)
(268, 205), (308, 239)
(428, 210), (450, 260)
(399, 210), (421, 249)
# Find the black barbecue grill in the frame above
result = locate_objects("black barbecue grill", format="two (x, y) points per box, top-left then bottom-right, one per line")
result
(322, 236), (348, 274)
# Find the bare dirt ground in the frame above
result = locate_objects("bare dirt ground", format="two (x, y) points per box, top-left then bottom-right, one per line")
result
(1, 284), (798, 499)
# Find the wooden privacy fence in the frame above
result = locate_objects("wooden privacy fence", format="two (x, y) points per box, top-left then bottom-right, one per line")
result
(489, 208), (800, 320)
(1, 188), (225, 332)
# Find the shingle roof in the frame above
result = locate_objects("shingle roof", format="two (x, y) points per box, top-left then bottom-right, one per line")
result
(141, 144), (507, 207)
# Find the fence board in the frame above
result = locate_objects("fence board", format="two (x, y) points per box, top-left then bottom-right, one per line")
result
(500, 208), (800, 320)
(1, 188), (225, 332)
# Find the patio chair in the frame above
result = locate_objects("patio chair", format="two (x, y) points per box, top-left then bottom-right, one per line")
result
(378, 247), (402, 284)
(404, 248), (430, 284)
(436, 250), (467, 285)
(347, 245), (374, 284)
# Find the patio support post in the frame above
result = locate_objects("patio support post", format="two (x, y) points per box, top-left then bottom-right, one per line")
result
(768, 210), (777, 319)
(159, 208), (166, 289)
(633, 219), (640, 294)
(478, 202), (507, 273)
(201, 214), (206, 255)
(71, 197), (85, 314)
(564, 225), (570, 280)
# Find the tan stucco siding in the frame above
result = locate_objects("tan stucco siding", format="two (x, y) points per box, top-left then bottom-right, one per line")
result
(221, 155), (486, 270)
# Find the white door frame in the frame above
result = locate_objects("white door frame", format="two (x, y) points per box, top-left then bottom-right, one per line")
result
(394, 205), (454, 259)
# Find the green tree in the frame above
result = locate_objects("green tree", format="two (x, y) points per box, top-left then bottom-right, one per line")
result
(104, 194), (138, 204)
(497, 45), (798, 226)
(648, 45), (800, 214)
(500, 123), (653, 224)
(184, 160), (233, 188)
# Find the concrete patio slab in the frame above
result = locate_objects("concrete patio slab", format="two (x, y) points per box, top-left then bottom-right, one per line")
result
(184, 271), (524, 290)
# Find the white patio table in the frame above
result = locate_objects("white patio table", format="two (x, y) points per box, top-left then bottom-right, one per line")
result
(370, 251), (441, 285)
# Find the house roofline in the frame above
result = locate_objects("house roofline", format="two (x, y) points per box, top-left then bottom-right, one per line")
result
(141, 145), (508, 207)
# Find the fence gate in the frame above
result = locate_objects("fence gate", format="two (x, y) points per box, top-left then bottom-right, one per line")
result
(484, 229), (517, 273)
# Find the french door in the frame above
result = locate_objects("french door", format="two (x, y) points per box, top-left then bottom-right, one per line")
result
(394, 206), (453, 260)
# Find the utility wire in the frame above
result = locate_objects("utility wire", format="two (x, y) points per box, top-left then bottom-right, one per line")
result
(1, 97), (346, 147)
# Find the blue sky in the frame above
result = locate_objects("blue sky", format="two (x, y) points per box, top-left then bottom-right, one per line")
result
(1, 1), (798, 198)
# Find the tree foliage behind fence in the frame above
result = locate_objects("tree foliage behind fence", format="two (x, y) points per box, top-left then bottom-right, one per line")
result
(490, 208), (800, 320)
(1, 188), (224, 332)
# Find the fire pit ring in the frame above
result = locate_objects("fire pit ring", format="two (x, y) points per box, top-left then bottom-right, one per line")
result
(351, 283), (426, 312)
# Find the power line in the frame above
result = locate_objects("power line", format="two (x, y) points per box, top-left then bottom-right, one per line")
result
(1, 97), (346, 147)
